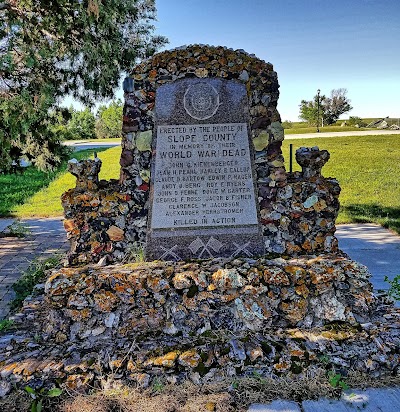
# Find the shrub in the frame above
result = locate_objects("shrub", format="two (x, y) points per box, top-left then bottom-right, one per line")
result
(282, 120), (293, 129)
(347, 116), (367, 127)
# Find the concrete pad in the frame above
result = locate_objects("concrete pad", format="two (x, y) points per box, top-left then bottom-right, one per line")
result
(248, 400), (301, 411)
(302, 399), (350, 412)
(302, 387), (400, 411)
(342, 388), (400, 410)
(336, 224), (400, 290)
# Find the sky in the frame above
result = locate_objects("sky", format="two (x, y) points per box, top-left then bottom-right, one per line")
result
(63, 0), (399, 121)
(150, 0), (400, 121)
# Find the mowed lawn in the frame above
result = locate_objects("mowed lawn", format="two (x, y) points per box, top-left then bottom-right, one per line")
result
(7, 134), (400, 235)
(283, 134), (400, 233)
(284, 125), (373, 134)
(0, 148), (108, 217)
(10, 147), (121, 217)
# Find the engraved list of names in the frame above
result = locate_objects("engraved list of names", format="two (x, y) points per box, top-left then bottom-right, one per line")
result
(151, 122), (258, 229)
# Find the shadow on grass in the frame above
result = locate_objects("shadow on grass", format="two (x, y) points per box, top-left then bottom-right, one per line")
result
(341, 204), (400, 234)
(0, 147), (109, 217)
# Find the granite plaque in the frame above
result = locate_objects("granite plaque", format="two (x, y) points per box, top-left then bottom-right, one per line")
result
(146, 78), (265, 260)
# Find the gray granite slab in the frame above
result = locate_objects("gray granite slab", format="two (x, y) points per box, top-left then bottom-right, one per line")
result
(146, 77), (264, 260)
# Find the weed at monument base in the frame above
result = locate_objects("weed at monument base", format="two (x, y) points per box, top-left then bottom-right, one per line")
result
(25, 385), (63, 412)
(1, 220), (31, 238)
(122, 243), (145, 263)
(0, 319), (14, 332)
(327, 371), (349, 391)
(11, 255), (62, 310)
(385, 275), (400, 301)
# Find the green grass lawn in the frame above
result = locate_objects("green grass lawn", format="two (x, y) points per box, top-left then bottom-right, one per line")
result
(0, 147), (114, 218)
(4, 135), (400, 235)
(284, 117), (399, 134)
(284, 126), (374, 134)
(12, 146), (122, 218)
(282, 134), (400, 233)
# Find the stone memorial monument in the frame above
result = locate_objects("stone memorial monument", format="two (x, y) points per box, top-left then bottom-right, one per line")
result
(2, 45), (395, 396)
(62, 45), (340, 264)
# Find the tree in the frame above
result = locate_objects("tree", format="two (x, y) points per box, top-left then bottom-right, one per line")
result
(95, 100), (123, 139)
(323, 89), (353, 125)
(0, 88), (73, 170)
(51, 108), (75, 142)
(51, 106), (96, 141)
(0, 1), (167, 170)
(347, 116), (367, 128)
(299, 89), (353, 126)
(68, 108), (96, 140)
(282, 120), (293, 129)
(299, 93), (326, 126)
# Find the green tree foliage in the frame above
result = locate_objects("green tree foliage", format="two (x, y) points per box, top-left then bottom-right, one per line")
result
(50, 108), (74, 142)
(324, 89), (353, 125)
(299, 93), (326, 126)
(68, 108), (96, 140)
(52, 107), (96, 140)
(0, 0), (167, 170)
(299, 89), (352, 126)
(95, 100), (123, 139)
(0, 87), (72, 171)
(347, 116), (367, 127)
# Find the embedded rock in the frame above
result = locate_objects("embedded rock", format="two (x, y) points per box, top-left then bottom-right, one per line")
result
(295, 146), (330, 178)
(68, 158), (102, 191)
(43, 255), (376, 342)
(0, 262), (398, 390)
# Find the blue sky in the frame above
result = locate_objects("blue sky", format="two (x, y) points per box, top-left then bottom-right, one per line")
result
(153, 0), (400, 121)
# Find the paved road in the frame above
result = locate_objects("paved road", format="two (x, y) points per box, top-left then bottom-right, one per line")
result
(62, 129), (400, 152)
(285, 129), (400, 139)
(64, 140), (120, 151)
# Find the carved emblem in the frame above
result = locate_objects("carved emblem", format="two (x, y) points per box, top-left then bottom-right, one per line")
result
(159, 245), (181, 261)
(231, 241), (253, 258)
(183, 82), (220, 120)
(189, 237), (223, 258)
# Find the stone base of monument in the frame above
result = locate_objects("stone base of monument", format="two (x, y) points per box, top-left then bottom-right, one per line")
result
(1, 255), (399, 393)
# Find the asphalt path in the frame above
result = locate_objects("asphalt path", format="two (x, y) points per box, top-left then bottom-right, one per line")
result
(64, 140), (120, 151)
